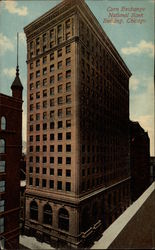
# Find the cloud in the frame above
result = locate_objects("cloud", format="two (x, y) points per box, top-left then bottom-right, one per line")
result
(0, 33), (14, 55)
(3, 67), (16, 78)
(130, 76), (140, 91)
(4, 1), (28, 16)
(19, 32), (26, 44)
(121, 40), (154, 57)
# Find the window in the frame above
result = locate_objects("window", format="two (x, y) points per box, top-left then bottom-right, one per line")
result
(29, 146), (33, 152)
(58, 208), (69, 231)
(50, 29), (54, 39)
(58, 73), (62, 81)
(1, 117), (6, 130)
(36, 146), (40, 152)
(43, 145), (47, 152)
(58, 24), (62, 34)
(36, 135), (40, 141)
(35, 178), (39, 187)
(58, 109), (62, 117)
(36, 156), (40, 163)
(66, 20), (70, 29)
(66, 169), (71, 177)
(0, 181), (5, 192)
(50, 168), (54, 175)
(29, 156), (33, 163)
(50, 134), (54, 140)
(66, 57), (71, 67)
(66, 144), (71, 152)
(43, 33), (46, 43)
(0, 217), (4, 234)
(36, 48), (40, 55)
(43, 123), (47, 130)
(36, 70), (40, 78)
(0, 161), (5, 173)
(36, 167), (39, 174)
(66, 107), (71, 116)
(36, 102), (40, 109)
(30, 83), (34, 90)
(30, 73), (33, 80)
(66, 120), (71, 128)
(42, 179), (46, 188)
(50, 75), (54, 84)
(66, 32), (70, 40)
(43, 134), (47, 141)
(43, 168), (47, 174)
(58, 37), (62, 44)
(50, 122), (54, 129)
(58, 61), (62, 69)
(66, 45), (71, 53)
(66, 70), (71, 79)
(66, 157), (71, 164)
(0, 139), (5, 153)
(66, 82), (71, 92)
(43, 56), (47, 64)
(58, 85), (62, 93)
(50, 98), (54, 107)
(66, 132), (71, 140)
(43, 45), (46, 52)
(36, 92), (40, 99)
(58, 157), (62, 164)
(0, 200), (5, 212)
(50, 180), (54, 188)
(66, 95), (71, 104)
(36, 81), (40, 89)
(58, 145), (62, 152)
(58, 169), (62, 176)
(43, 112), (47, 120)
(66, 182), (71, 191)
(50, 64), (54, 72)
(36, 124), (40, 131)
(29, 166), (33, 173)
(30, 201), (38, 221)
(43, 204), (52, 225)
(30, 41), (33, 49)
(43, 101), (47, 108)
(36, 59), (40, 67)
(58, 97), (63, 105)
(43, 156), (47, 163)
(30, 135), (33, 142)
(50, 157), (54, 164)
(50, 145), (54, 152)
(43, 78), (47, 87)
(50, 41), (54, 48)
(50, 52), (54, 60)
(50, 87), (54, 96)
(30, 94), (33, 101)
(58, 133), (62, 140)
(43, 67), (47, 75)
(36, 37), (40, 45)
(57, 181), (62, 190)
(58, 121), (63, 129)
(50, 110), (54, 118)
(58, 49), (62, 57)
(43, 89), (47, 97)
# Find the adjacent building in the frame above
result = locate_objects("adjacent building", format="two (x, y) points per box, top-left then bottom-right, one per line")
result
(150, 157), (155, 183)
(0, 66), (23, 249)
(130, 121), (150, 201)
(24, 0), (131, 247)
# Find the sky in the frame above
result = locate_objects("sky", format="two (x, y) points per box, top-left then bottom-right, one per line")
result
(0, 0), (154, 155)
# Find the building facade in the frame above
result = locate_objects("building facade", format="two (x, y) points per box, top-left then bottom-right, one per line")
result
(0, 67), (23, 249)
(150, 157), (155, 183)
(24, 0), (131, 247)
(130, 121), (150, 201)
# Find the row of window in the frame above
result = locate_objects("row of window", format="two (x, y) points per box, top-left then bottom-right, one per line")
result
(0, 181), (5, 192)
(0, 161), (5, 172)
(29, 156), (71, 164)
(29, 167), (71, 177)
(30, 69), (71, 80)
(29, 144), (71, 153)
(0, 139), (5, 154)
(29, 45), (71, 60)
(30, 96), (71, 112)
(30, 57), (71, 70)
(30, 82), (71, 97)
(29, 132), (71, 141)
(30, 202), (69, 231)
(29, 178), (71, 191)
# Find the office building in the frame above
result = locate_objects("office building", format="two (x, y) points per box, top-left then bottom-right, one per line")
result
(24, 0), (131, 247)
(0, 66), (23, 249)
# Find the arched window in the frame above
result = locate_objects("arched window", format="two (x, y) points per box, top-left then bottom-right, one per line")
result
(1, 117), (6, 130)
(0, 139), (5, 154)
(43, 204), (52, 225)
(30, 201), (38, 221)
(58, 208), (69, 231)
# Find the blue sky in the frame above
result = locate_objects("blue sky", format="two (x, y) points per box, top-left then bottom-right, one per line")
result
(0, 0), (154, 155)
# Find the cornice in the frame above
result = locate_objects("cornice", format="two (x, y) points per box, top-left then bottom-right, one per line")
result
(24, 1), (78, 40)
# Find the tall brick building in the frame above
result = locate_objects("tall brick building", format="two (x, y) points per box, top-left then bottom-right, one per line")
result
(24, 0), (131, 247)
(0, 66), (23, 249)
